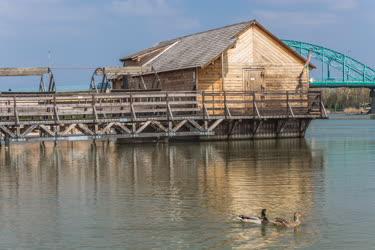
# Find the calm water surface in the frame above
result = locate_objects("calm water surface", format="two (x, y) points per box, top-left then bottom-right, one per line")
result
(0, 115), (375, 249)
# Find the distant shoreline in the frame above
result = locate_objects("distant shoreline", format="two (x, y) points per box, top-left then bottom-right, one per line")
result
(327, 107), (370, 115)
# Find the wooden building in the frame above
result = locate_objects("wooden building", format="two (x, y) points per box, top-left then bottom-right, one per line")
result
(0, 21), (324, 144)
(114, 20), (313, 94)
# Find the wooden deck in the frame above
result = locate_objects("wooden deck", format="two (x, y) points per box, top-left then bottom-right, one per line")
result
(0, 90), (326, 143)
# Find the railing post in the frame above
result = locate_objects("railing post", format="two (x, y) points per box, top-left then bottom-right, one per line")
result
(286, 91), (289, 117)
(319, 90), (323, 116)
(92, 93), (97, 123)
(129, 92), (133, 120)
(213, 91), (215, 116)
(224, 91), (227, 119)
(252, 92), (256, 118)
(129, 92), (136, 134)
(165, 92), (170, 136)
(53, 94), (57, 123)
(166, 92), (169, 121)
(13, 95), (19, 125)
(202, 91), (206, 120)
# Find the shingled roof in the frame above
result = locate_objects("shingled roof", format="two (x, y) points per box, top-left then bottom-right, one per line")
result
(121, 20), (311, 73)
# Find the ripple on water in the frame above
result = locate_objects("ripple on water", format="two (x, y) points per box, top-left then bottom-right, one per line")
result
(2, 118), (374, 248)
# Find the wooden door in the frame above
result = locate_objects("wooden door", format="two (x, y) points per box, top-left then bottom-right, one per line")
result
(243, 69), (264, 112)
(243, 69), (263, 92)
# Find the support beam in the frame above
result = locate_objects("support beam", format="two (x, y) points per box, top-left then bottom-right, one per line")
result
(101, 122), (114, 134)
(370, 89), (375, 114)
(172, 120), (188, 132)
(152, 121), (168, 132)
(208, 119), (224, 132)
(0, 126), (16, 138)
(136, 121), (151, 134)
(61, 124), (77, 135)
(77, 123), (95, 136)
(276, 119), (288, 136)
(39, 125), (55, 136)
(21, 125), (38, 137)
(113, 122), (132, 134)
(252, 120), (262, 135)
(187, 119), (204, 132)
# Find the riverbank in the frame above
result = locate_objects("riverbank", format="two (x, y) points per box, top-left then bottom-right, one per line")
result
(327, 107), (370, 115)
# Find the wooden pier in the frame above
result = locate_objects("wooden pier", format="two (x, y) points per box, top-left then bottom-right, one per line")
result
(0, 90), (326, 143)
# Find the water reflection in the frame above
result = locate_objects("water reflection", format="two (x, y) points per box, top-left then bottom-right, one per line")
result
(0, 139), (324, 249)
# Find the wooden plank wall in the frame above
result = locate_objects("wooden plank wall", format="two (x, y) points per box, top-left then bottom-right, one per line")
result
(252, 25), (309, 92)
(197, 58), (223, 92)
(114, 68), (196, 91)
(219, 25), (309, 92)
(113, 23), (309, 97)
(197, 58), (224, 113)
(221, 27), (254, 92)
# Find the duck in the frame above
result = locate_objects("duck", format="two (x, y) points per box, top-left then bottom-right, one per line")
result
(271, 212), (302, 228)
(238, 208), (269, 224)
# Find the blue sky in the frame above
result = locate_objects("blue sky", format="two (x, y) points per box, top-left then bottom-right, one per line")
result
(0, 0), (374, 90)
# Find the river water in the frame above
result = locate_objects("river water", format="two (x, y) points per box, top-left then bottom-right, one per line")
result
(0, 116), (374, 249)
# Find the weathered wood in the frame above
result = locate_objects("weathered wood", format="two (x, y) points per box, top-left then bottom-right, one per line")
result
(39, 125), (55, 136)
(152, 121), (168, 132)
(0, 90), (324, 143)
(187, 119), (204, 131)
(61, 123), (77, 135)
(0, 125), (16, 137)
(136, 121), (151, 134)
(113, 122), (131, 134)
(0, 67), (49, 76)
(208, 119), (224, 132)
(172, 120), (188, 132)
(77, 123), (95, 135)
(101, 122), (114, 134)
(21, 124), (38, 137)
(96, 66), (153, 76)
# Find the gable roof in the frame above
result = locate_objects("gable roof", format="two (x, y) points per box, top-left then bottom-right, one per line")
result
(121, 20), (313, 73)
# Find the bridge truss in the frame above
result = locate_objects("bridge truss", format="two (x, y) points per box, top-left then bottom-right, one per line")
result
(283, 40), (375, 88)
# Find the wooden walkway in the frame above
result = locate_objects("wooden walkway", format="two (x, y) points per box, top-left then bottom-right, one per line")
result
(0, 90), (326, 143)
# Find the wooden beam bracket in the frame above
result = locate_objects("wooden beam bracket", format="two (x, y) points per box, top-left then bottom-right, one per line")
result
(187, 119), (204, 132)
(136, 121), (151, 134)
(208, 118), (224, 132)
(77, 123), (95, 136)
(0, 125), (16, 138)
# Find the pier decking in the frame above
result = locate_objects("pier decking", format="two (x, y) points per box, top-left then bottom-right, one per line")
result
(0, 90), (326, 143)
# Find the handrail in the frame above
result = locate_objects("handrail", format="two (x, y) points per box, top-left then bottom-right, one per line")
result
(0, 90), (323, 124)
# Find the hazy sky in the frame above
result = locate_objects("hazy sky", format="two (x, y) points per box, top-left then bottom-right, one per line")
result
(0, 0), (373, 90)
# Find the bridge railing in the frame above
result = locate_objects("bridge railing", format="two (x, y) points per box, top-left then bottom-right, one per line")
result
(0, 90), (325, 124)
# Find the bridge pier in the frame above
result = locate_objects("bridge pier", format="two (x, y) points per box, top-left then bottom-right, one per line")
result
(370, 89), (375, 114)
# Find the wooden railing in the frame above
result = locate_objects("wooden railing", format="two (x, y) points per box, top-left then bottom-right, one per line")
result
(0, 90), (325, 124)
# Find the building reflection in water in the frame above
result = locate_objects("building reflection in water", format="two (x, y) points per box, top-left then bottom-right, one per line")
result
(0, 139), (325, 249)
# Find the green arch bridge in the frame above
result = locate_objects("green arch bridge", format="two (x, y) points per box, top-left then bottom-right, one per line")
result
(283, 40), (375, 88)
(283, 40), (375, 113)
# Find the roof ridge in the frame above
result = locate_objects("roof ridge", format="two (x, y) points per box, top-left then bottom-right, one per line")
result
(161, 19), (255, 44)
(121, 19), (255, 61)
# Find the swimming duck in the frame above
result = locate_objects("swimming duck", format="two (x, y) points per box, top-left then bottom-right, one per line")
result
(238, 208), (269, 224)
(271, 212), (302, 228)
